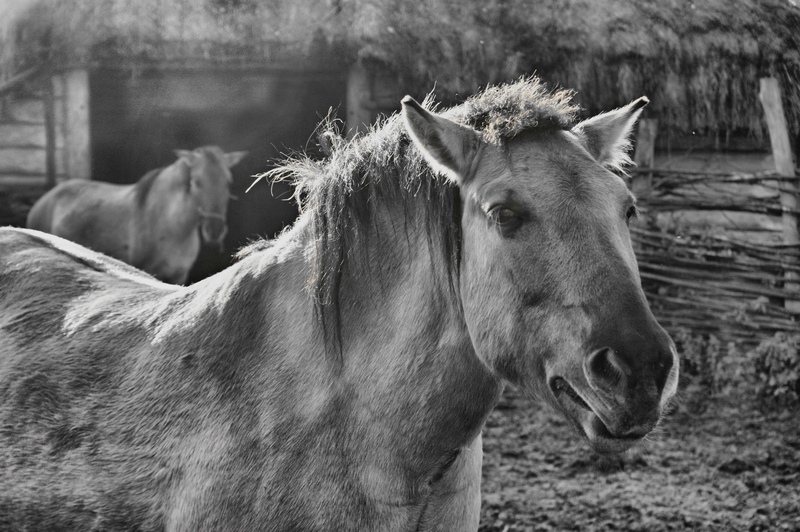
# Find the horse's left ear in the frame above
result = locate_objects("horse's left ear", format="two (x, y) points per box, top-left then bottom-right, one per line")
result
(402, 96), (481, 184)
(572, 97), (649, 172)
(224, 151), (248, 168)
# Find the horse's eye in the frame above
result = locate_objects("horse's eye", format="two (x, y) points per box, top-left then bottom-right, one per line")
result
(488, 205), (523, 233)
(625, 205), (639, 223)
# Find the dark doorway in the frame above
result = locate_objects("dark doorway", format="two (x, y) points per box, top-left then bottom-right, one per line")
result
(90, 67), (347, 282)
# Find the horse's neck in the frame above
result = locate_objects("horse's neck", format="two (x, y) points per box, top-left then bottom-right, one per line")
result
(332, 207), (502, 452)
(137, 163), (198, 233)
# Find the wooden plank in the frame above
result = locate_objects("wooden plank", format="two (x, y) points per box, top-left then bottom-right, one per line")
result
(0, 124), (47, 148)
(0, 175), (48, 191)
(652, 152), (776, 175)
(759, 77), (800, 311)
(6, 98), (46, 124)
(0, 147), (66, 175)
(653, 210), (782, 232)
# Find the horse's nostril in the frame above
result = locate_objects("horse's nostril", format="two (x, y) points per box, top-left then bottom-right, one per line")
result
(586, 347), (631, 389)
(654, 348), (675, 393)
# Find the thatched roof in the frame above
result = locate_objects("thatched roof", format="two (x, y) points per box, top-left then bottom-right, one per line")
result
(351, 0), (800, 140)
(0, 0), (352, 75)
(3, 0), (799, 138)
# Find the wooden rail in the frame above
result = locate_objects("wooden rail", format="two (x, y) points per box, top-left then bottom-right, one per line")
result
(0, 66), (42, 98)
(632, 169), (800, 350)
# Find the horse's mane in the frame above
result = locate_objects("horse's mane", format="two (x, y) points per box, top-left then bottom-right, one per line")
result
(254, 76), (579, 348)
(134, 146), (229, 209)
(134, 167), (167, 209)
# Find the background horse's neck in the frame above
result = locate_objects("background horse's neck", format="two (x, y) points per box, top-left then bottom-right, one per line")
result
(146, 162), (201, 226)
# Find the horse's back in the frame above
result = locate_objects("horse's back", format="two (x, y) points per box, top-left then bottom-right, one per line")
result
(0, 226), (169, 352)
(26, 180), (135, 262)
(27, 179), (99, 231)
(0, 227), (178, 531)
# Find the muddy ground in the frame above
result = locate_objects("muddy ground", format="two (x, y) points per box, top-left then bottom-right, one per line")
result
(479, 387), (800, 531)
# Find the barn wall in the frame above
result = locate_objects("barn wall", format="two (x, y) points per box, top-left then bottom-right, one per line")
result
(89, 66), (348, 282)
(0, 68), (93, 193)
(0, 80), (64, 190)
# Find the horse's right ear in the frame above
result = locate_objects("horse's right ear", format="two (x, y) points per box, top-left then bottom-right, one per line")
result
(401, 96), (480, 184)
(571, 97), (649, 172)
(224, 151), (248, 168)
(175, 150), (197, 166)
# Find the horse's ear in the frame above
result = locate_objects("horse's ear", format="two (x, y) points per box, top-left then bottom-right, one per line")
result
(572, 97), (649, 172)
(224, 151), (248, 168)
(401, 96), (480, 184)
(175, 149), (198, 166)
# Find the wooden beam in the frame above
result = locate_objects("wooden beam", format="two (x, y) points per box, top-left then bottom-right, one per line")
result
(759, 77), (800, 312)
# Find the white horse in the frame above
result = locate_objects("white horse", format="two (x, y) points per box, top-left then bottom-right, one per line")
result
(26, 146), (246, 284)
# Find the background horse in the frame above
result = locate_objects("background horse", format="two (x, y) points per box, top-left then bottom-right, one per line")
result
(26, 146), (247, 284)
(0, 78), (678, 531)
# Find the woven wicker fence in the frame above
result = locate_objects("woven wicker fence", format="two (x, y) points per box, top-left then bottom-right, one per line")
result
(632, 168), (800, 351)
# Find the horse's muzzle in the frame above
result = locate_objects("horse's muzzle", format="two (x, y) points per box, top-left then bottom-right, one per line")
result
(549, 338), (679, 454)
(201, 217), (228, 248)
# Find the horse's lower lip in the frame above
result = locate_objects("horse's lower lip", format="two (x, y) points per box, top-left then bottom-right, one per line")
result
(550, 377), (643, 454)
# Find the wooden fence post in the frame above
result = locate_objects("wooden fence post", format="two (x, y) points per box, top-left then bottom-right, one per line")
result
(63, 69), (91, 180)
(346, 60), (373, 139)
(759, 77), (800, 312)
(632, 118), (658, 197)
(43, 74), (57, 189)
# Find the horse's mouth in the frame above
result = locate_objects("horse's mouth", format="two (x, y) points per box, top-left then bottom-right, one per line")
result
(549, 377), (643, 454)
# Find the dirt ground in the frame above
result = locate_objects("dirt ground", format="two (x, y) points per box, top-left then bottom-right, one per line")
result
(479, 387), (800, 531)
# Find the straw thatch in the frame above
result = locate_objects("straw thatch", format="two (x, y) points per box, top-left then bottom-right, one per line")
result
(2, 0), (799, 137)
(349, 0), (800, 139)
(0, 0), (352, 77)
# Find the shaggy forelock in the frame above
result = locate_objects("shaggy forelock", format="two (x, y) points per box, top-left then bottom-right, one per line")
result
(452, 76), (580, 144)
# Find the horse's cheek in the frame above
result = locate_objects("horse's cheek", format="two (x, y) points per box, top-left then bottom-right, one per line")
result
(459, 239), (518, 375)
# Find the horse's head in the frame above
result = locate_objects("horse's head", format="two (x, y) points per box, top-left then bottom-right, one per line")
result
(402, 94), (678, 454)
(175, 147), (248, 247)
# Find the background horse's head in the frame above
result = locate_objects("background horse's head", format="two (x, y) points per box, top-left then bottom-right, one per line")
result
(175, 146), (247, 247)
(403, 87), (678, 454)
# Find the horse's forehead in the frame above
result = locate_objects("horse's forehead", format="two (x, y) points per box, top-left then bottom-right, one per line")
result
(479, 131), (626, 205)
(193, 149), (231, 182)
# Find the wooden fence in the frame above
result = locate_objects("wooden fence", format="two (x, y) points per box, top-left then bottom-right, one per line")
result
(632, 168), (800, 350)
